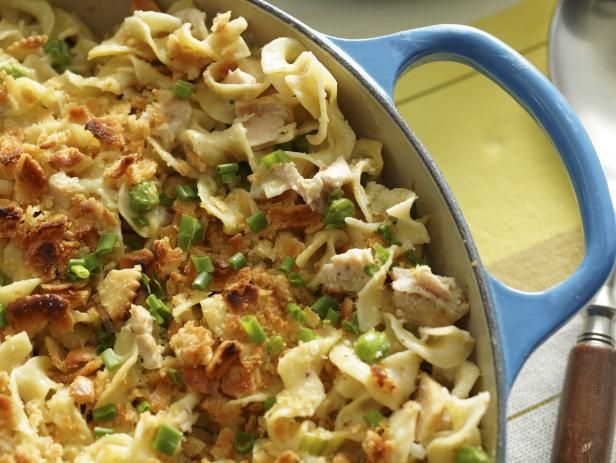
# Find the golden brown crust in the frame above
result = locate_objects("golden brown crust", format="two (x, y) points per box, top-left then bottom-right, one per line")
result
(6, 294), (71, 336)
(119, 248), (155, 273)
(206, 340), (241, 380)
(152, 237), (184, 278)
(0, 198), (22, 238)
(266, 203), (321, 230)
(0, 393), (12, 427)
(15, 154), (47, 202)
(84, 117), (125, 147)
(6, 35), (47, 59)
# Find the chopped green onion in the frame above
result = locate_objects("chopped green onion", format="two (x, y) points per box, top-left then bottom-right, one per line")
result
(92, 403), (118, 422)
(263, 395), (277, 411)
(83, 253), (101, 274)
(233, 431), (255, 455)
(354, 329), (390, 364)
(324, 308), (340, 326)
(178, 215), (204, 251)
(136, 400), (150, 413)
(152, 423), (183, 456)
(167, 368), (183, 385)
(0, 272), (7, 286)
(142, 274), (164, 298)
(267, 335), (285, 355)
(298, 327), (316, 343)
(261, 149), (290, 168)
(238, 161), (252, 190)
(279, 256), (294, 273)
(299, 435), (327, 455)
(311, 295), (339, 319)
(286, 303), (305, 323)
(95, 233), (118, 255)
(3, 63), (26, 78)
(99, 348), (122, 372)
(287, 272), (305, 288)
(323, 197), (355, 229)
(93, 426), (115, 438)
(129, 182), (159, 212)
(363, 263), (380, 277)
(146, 294), (172, 326)
(69, 264), (89, 280)
(192, 271), (212, 291)
(228, 252), (247, 271)
(246, 210), (268, 233)
(220, 172), (238, 184)
(159, 192), (174, 208)
(455, 446), (490, 463)
(43, 38), (71, 72)
(373, 243), (390, 264)
(171, 79), (194, 99)
(175, 184), (198, 201)
(0, 303), (7, 328)
(363, 410), (386, 427)
(377, 223), (401, 245)
(133, 216), (150, 227)
(342, 318), (361, 335)
(240, 315), (267, 344)
(191, 255), (214, 273)
(216, 163), (239, 175)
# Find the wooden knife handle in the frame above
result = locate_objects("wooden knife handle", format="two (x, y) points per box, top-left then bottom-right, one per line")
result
(551, 341), (616, 463)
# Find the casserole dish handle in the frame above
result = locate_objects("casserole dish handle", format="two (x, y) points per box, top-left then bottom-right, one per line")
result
(328, 26), (616, 390)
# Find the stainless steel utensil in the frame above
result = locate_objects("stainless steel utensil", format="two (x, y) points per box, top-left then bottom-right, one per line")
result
(549, 1), (616, 461)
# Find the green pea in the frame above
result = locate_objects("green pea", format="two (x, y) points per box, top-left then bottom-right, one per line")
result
(354, 329), (390, 364)
(129, 182), (159, 212)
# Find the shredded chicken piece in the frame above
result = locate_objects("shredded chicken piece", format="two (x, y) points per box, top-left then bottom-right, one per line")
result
(69, 376), (95, 404)
(127, 304), (163, 369)
(318, 248), (375, 293)
(97, 265), (142, 321)
(170, 321), (214, 367)
(390, 266), (469, 327)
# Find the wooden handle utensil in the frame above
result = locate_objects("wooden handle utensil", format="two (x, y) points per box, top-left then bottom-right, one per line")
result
(551, 306), (616, 463)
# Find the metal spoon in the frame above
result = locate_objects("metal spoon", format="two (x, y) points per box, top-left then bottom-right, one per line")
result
(549, 2), (616, 462)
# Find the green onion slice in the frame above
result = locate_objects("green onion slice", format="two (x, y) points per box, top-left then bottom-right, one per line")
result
(171, 79), (194, 99)
(364, 263), (380, 277)
(377, 223), (401, 245)
(373, 243), (390, 264)
(175, 184), (198, 201)
(263, 395), (277, 411)
(192, 271), (212, 291)
(191, 255), (214, 273)
(92, 403), (118, 422)
(324, 308), (340, 326)
(246, 210), (268, 233)
(287, 272), (305, 288)
(216, 163), (239, 174)
(135, 400), (150, 413)
(298, 327), (316, 343)
(267, 335), (285, 355)
(43, 38), (71, 72)
(93, 427), (115, 438)
(261, 149), (290, 168)
(95, 233), (118, 255)
(99, 348), (122, 372)
(363, 410), (386, 427)
(286, 303), (305, 323)
(233, 431), (255, 455)
(228, 252), (247, 271)
(455, 446), (490, 463)
(311, 295), (339, 319)
(323, 197), (355, 229)
(279, 256), (294, 273)
(167, 368), (183, 385)
(152, 423), (183, 456)
(240, 315), (267, 344)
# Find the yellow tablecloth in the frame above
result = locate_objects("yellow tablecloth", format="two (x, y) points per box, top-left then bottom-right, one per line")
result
(393, 1), (612, 460)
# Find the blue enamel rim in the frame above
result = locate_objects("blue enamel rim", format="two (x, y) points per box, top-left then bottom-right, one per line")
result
(244, 1), (616, 461)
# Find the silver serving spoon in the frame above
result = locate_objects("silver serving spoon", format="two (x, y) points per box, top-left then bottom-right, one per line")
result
(549, 2), (616, 462)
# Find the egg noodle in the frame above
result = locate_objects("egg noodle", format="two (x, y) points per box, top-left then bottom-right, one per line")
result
(0, 1), (490, 462)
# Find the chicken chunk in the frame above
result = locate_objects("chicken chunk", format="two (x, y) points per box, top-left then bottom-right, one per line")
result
(390, 266), (469, 327)
(170, 321), (214, 366)
(97, 266), (142, 321)
(318, 248), (375, 293)
(127, 304), (162, 369)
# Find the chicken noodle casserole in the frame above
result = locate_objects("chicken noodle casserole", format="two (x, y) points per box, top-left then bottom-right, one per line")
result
(0, 1), (490, 462)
